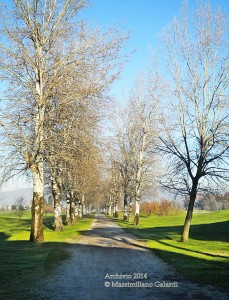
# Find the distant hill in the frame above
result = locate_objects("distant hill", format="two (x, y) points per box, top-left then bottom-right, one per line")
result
(0, 188), (33, 206)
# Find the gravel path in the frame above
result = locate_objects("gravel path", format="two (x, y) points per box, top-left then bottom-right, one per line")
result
(30, 214), (227, 300)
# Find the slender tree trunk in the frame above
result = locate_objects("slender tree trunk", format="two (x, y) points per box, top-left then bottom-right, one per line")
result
(67, 190), (74, 225)
(78, 203), (83, 218)
(113, 193), (118, 218)
(123, 193), (128, 221)
(84, 203), (88, 215)
(108, 203), (112, 215)
(51, 172), (63, 232)
(108, 195), (112, 215)
(71, 200), (75, 224)
(128, 198), (133, 222)
(74, 201), (79, 219)
(80, 194), (85, 218)
(30, 40), (45, 242)
(181, 181), (198, 242)
(83, 204), (86, 216)
(113, 199), (116, 217)
(134, 130), (146, 226)
(134, 197), (140, 225)
(30, 162), (44, 242)
(134, 181), (141, 225)
(66, 191), (71, 225)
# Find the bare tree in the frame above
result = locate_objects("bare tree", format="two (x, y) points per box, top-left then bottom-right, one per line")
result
(110, 73), (159, 225)
(14, 196), (25, 219)
(0, 0), (128, 241)
(127, 79), (158, 226)
(60, 102), (104, 223)
(159, 3), (229, 242)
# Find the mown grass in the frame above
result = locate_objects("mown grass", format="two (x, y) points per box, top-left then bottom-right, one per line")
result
(0, 211), (93, 299)
(116, 210), (229, 290)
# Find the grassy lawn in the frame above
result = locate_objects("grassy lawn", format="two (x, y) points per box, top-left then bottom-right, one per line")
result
(116, 210), (229, 291)
(0, 211), (94, 299)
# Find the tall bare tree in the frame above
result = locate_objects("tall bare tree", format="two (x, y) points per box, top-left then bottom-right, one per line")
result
(0, 0), (127, 241)
(59, 96), (104, 224)
(159, 3), (229, 242)
(127, 78), (158, 225)
(110, 74), (159, 225)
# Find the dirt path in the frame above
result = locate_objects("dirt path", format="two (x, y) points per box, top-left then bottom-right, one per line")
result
(30, 214), (227, 300)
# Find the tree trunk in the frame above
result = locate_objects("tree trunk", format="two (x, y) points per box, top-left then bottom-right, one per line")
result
(108, 195), (112, 215)
(134, 181), (141, 225)
(113, 194), (118, 218)
(67, 190), (74, 225)
(66, 191), (71, 225)
(71, 199), (75, 224)
(30, 163), (44, 242)
(80, 194), (85, 218)
(74, 201), (79, 219)
(30, 41), (45, 242)
(134, 198), (140, 226)
(128, 198), (133, 222)
(181, 181), (198, 242)
(79, 203), (83, 218)
(133, 120), (147, 226)
(83, 202), (86, 217)
(51, 173), (64, 232)
(108, 204), (112, 215)
(123, 193), (128, 221)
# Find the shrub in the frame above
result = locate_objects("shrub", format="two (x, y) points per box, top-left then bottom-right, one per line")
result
(141, 200), (180, 216)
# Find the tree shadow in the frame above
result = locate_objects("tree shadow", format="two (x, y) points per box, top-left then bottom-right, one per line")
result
(77, 227), (150, 251)
(43, 215), (95, 230)
(43, 216), (55, 230)
(153, 247), (229, 291)
(120, 220), (229, 243)
(0, 232), (10, 241)
(190, 221), (229, 242)
(0, 238), (71, 300)
(157, 240), (228, 259)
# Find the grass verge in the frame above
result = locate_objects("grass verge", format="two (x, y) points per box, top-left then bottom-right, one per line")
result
(0, 211), (94, 299)
(115, 210), (229, 291)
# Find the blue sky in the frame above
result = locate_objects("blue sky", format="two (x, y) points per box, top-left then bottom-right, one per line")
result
(80, 0), (229, 101)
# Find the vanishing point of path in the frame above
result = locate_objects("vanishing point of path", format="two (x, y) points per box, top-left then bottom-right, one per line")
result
(31, 214), (227, 300)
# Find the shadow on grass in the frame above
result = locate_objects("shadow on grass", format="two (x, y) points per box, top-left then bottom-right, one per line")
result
(0, 232), (10, 241)
(154, 247), (229, 290)
(0, 236), (71, 299)
(157, 240), (229, 259)
(190, 221), (229, 242)
(0, 216), (32, 227)
(43, 215), (55, 230)
(120, 220), (229, 243)
(43, 214), (95, 231)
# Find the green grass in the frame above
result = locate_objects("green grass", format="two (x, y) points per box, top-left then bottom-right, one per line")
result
(116, 210), (229, 290)
(0, 211), (94, 299)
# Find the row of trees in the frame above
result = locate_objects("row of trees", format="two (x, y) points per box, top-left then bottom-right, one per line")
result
(184, 192), (229, 211)
(0, 0), (128, 241)
(104, 2), (228, 242)
(104, 73), (160, 225)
